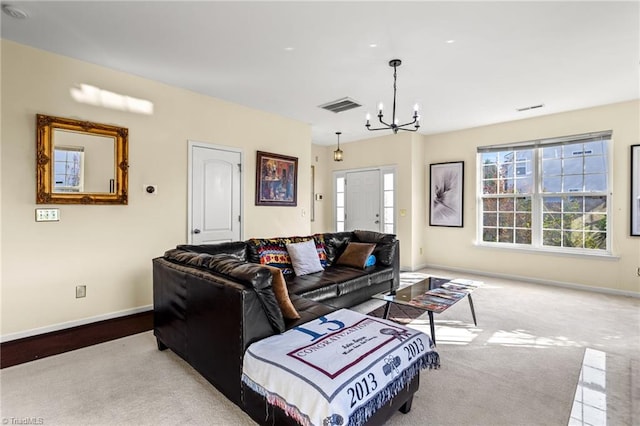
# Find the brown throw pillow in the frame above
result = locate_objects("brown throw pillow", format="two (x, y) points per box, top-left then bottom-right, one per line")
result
(262, 265), (300, 320)
(335, 242), (376, 269)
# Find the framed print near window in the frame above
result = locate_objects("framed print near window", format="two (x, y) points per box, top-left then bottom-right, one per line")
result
(631, 145), (640, 236)
(430, 161), (464, 227)
(255, 151), (298, 206)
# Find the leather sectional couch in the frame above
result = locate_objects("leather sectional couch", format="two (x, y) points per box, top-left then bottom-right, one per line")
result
(153, 230), (418, 424)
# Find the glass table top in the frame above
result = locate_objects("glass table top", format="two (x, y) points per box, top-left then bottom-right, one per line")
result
(372, 276), (481, 313)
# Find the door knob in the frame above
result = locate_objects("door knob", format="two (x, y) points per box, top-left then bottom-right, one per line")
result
(374, 220), (380, 224)
(193, 229), (201, 234)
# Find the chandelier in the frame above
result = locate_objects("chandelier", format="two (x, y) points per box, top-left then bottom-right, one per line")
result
(365, 59), (420, 134)
(333, 131), (343, 161)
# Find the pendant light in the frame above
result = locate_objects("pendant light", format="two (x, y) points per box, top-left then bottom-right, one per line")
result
(333, 131), (343, 162)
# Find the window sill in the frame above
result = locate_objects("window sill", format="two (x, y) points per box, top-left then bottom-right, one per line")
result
(473, 241), (620, 260)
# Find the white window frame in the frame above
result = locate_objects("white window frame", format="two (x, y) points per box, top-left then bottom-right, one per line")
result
(476, 131), (613, 257)
(333, 166), (397, 234)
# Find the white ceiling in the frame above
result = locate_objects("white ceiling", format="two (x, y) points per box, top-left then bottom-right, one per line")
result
(2, 1), (639, 145)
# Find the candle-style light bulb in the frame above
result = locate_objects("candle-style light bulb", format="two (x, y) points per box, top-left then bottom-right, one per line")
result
(378, 102), (384, 113)
(365, 113), (371, 125)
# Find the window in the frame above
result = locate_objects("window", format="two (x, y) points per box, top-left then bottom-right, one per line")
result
(335, 175), (346, 232)
(383, 172), (394, 234)
(478, 131), (611, 254)
(54, 146), (84, 192)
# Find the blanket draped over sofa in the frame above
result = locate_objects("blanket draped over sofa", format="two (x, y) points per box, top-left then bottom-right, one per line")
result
(153, 230), (438, 425)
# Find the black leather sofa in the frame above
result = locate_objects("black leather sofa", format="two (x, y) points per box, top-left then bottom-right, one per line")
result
(153, 230), (417, 424)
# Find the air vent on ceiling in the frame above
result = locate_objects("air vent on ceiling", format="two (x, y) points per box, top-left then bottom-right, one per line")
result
(319, 97), (362, 113)
(516, 104), (545, 112)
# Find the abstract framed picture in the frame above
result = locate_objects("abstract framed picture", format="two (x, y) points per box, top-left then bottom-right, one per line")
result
(255, 151), (298, 206)
(631, 144), (640, 236)
(429, 161), (464, 227)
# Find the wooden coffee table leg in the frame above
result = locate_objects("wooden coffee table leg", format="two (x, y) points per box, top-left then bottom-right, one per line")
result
(428, 311), (436, 345)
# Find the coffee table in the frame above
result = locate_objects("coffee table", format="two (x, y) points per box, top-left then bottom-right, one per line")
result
(372, 276), (481, 345)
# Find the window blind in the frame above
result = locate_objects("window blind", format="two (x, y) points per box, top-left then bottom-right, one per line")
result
(477, 130), (612, 153)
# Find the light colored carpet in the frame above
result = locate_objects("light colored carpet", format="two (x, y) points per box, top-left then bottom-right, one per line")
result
(1, 268), (638, 425)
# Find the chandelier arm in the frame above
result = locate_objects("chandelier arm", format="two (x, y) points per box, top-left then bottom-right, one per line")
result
(395, 118), (419, 128)
(377, 116), (392, 127)
(395, 127), (420, 132)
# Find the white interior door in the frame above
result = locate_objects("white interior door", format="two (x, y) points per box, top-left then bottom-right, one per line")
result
(189, 142), (242, 244)
(345, 169), (381, 232)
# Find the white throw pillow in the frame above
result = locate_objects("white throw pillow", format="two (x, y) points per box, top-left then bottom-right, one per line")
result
(286, 240), (324, 276)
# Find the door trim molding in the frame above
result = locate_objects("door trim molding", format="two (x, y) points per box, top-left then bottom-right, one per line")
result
(187, 140), (244, 244)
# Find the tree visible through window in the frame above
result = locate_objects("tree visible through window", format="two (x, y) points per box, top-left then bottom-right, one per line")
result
(478, 131), (611, 253)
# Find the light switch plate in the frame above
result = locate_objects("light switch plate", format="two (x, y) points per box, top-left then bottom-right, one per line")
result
(35, 208), (60, 222)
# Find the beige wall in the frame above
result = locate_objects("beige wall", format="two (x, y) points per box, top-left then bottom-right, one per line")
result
(312, 132), (420, 270)
(423, 100), (640, 294)
(1, 41), (312, 337)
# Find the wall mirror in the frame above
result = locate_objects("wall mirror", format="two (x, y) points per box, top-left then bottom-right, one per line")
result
(36, 114), (128, 204)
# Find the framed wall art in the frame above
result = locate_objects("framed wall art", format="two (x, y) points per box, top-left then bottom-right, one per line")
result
(429, 161), (464, 227)
(631, 144), (640, 236)
(255, 151), (298, 206)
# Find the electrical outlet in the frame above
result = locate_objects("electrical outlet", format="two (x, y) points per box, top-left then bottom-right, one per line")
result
(76, 285), (86, 298)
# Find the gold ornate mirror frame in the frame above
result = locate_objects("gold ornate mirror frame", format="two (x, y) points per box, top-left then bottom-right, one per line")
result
(36, 114), (129, 204)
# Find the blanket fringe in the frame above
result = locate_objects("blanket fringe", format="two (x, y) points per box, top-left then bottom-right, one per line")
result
(242, 374), (312, 426)
(347, 352), (440, 426)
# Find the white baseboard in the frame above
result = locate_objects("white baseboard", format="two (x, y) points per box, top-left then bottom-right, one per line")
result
(408, 264), (640, 298)
(1, 305), (153, 343)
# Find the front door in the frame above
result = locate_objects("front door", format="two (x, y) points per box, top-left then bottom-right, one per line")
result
(345, 169), (381, 232)
(189, 141), (242, 244)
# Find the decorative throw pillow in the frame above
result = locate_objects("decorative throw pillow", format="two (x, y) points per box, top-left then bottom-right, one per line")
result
(335, 242), (377, 269)
(262, 265), (300, 320)
(312, 234), (329, 268)
(249, 238), (295, 275)
(364, 254), (376, 267)
(286, 240), (325, 276)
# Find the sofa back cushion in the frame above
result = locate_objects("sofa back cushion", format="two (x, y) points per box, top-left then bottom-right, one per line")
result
(318, 232), (353, 265)
(176, 241), (247, 260)
(353, 230), (397, 266)
(246, 236), (327, 274)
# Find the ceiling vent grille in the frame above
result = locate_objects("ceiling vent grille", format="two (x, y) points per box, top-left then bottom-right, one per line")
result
(319, 97), (362, 113)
